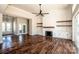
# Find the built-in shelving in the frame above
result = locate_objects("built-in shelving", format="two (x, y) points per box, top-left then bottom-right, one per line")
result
(37, 26), (43, 27)
(37, 26), (55, 28)
(56, 20), (72, 27)
(43, 26), (54, 28)
(56, 20), (72, 23)
(37, 23), (43, 27)
(37, 23), (43, 24)
(56, 25), (72, 27)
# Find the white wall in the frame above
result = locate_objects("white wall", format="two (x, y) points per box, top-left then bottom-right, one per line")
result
(36, 15), (43, 35)
(0, 13), (3, 43)
(31, 16), (38, 35)
(43, 7), (72, 39)
(72, 4), (79, 53)
(72, 5), (79, 41)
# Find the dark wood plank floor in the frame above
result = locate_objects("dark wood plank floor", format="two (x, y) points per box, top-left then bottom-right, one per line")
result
(0, 34), (76, 54)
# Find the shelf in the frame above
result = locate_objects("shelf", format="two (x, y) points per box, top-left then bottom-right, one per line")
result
(37, 23), (43, 24)
(37, 26), (43, 27)
(56, 20), (72, 23)
(56, 25), (72, 27)
(43, 26), (54, 28)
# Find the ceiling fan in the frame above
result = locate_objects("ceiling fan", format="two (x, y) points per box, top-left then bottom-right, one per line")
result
(32, 4), (49, 16)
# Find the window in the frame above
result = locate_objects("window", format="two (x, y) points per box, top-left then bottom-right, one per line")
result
(2, 15), (15, 34)
(6, 22), (12, 32)
(19, 24), (22, 33)
(2, 22), (5, 32)
(13, 21), (16, 32)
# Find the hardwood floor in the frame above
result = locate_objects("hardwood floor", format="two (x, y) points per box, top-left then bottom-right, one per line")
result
(0, 34), (76, 54)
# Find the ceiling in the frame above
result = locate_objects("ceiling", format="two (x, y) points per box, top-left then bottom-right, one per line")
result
(9, 4), (72, 13)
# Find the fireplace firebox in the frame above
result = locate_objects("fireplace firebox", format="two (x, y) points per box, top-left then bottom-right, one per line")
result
(45, 31), (52, 37)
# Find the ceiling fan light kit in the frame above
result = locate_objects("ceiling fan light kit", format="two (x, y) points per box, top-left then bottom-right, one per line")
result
(32, 4), (49, 16)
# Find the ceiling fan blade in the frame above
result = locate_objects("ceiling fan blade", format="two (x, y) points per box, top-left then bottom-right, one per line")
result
(42, 13), (49, 14)
(41, 14), (44, 16)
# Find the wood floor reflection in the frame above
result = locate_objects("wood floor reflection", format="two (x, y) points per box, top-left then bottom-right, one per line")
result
(0, 34), (76, 54)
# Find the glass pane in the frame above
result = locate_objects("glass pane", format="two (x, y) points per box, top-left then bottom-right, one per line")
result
(19, 24), (22, 33)
(13, 21), (16, 32)
(6, 22), (12, 31)
(2, 22), (5, 32)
